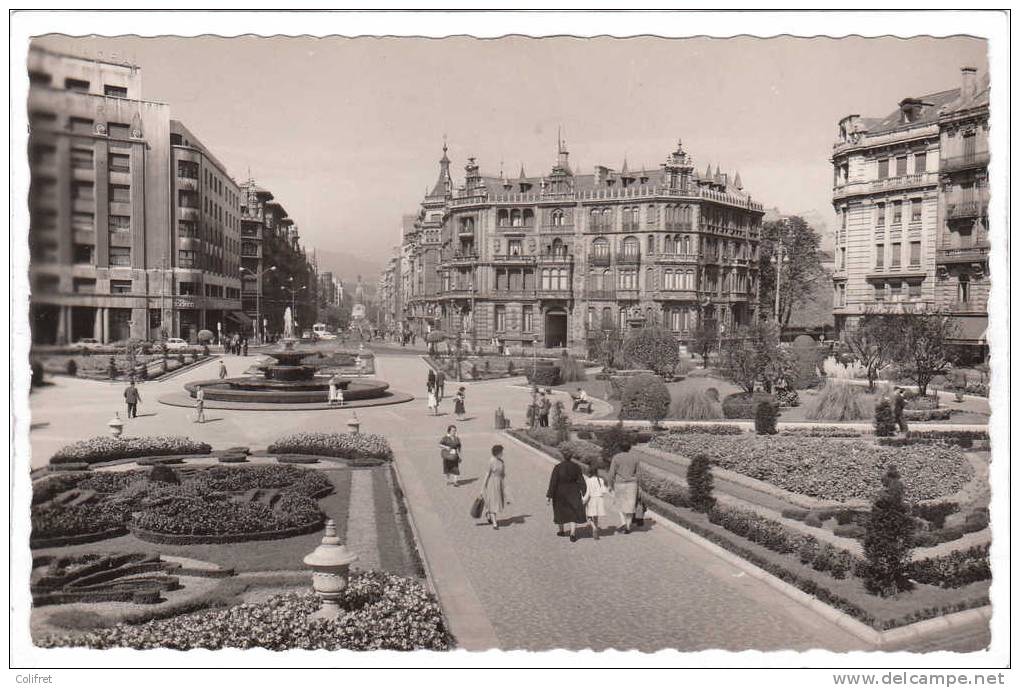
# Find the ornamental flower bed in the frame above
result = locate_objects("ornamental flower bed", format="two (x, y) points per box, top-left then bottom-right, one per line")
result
(132, 492), (321, 536)
(267, 432), (393, 462)
(36, 571), (453, 651)
(648, 434), (972, 502)
(51, 436), (212, 466)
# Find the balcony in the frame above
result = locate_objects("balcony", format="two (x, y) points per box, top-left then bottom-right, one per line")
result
(664, 222), (694, 232)
(446, 252), (479, 266)
(617, 288), (640, 301)
(536, 287), (573, 300)
(940, 151), (990, 174)
(617, 252), (641, 265)
(537, 253), (574, 265)
(491, 253), (536, 265)
(541, 224), (574, 232)
(178, 206), (200, 221)
(946, 201), (988, 221)
(586, 289), (616, 301)
(649, 252), (699, 265)
(832, 172), (938, 200)
(652, 289), (698, 301)
(177, 176), (199, 191)
(937, 242), (990, 264)
(588, 253), (611, 267)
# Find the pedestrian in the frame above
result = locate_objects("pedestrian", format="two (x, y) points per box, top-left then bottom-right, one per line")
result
(427, 387), (439, 416)
(194, 387), (206, 424)
(607, 440), (639, 534)
(892, 387), (908, 433)
(123, 381), (141, 419)
(218, 360), (228, 380)
(480, 444), (509, 529)
(539, 392), (551, 428)
(427, 368), (436, 395)
(242, 339), (248, 357)
(435, 369), (446, 401)
(328, 374), (340, 407)
(547, 453), (586, 542)
(439, 425), (462, 486)
(581, 462), (609, 540)
(453, 386), (466, 420)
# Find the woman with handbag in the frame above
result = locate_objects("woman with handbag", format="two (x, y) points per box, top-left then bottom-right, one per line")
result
(439, 425), (462, 486)
(479, 444), (508, 529)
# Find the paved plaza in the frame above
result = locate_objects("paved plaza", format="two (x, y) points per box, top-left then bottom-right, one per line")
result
(25, 350), (874, 651)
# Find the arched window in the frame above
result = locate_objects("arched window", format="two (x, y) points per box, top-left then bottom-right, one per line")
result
(664, 235), (674, 253)
(681, 235), (691, 254)
(602, 269), (611, 291)
(646, 267), (654, 291)
(590, 208), (600, 231)
(592, 237), (609, 257)
(622, 236), (639, 257)
(510, 209), (522, 227)
(497, 209), (509, 227)
(552, 238), (565, 256)
(603, 208), (612, 228)
(647, 205), (657, 224)
(523, 209), (534, 227)
(647, 235), (655, 253)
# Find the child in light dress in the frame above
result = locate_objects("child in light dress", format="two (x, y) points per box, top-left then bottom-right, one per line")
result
(581, 462), (609, 541)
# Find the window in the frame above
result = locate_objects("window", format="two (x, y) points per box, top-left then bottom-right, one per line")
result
(73, 181), (94, 200)
(109, 184), (130, 203)
(110, 279), (132, 294)
(909, 241), (921, 267)
(65, 78), (90, 92)
(908, 281), (922, 299)
(104, 84), (128, 97)
(29, 70), (51, 86)
(622, 236), (639, 257)
(109, 246), (131, 266)
(508, 239), (522, 256)
(895, 155), (908, 177)
(836, 283), (846, 307)
(178, 190), (199, 208)
(875, 244), (884, 269)
(522, 306), (534, 332)
(109, 153), (130, 173)
(71, 212), (94, 231)
(178, 281), (198, 296)
(891, 242), (901, 268)
(73, 244), (93, 264)
(69, 117), (94, 135)
(109, 215), (131, 232)
(915, 151), (927, 174)
(108, 122), (130, 140)
(891, 201), (902, 225)
(876, 202), (885, 227)
(963, 131), (976, 158)
(70, 147), (93, 169)
(874, 284), (885, 302)
(838, 247), (846, 270)
(958, 274), (970, 303)
(73, 278), (96, 293)
(495, 305), (506, 331)
(30, 143), (56, 166)
(911, 199), (922, 223)
(178, 250), (197, 268)
(877, 158), (889, 179)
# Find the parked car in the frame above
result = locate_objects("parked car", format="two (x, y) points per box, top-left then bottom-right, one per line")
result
(165, 338), (189, 351)
(315, 331), (337, 341)
(71, 338), (101, 351)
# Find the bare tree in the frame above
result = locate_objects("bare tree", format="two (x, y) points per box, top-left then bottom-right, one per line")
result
(843, 312), (897, 392)
(893, 309), (958, 397)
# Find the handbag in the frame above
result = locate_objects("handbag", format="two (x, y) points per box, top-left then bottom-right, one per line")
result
(470, 495), (485, 519)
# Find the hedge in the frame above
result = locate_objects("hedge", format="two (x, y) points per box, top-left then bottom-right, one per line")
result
(51, 436), (212, 465)
(266, 432), (394, 461)
(909, 545), (991, 589)
(722, 392), (777, 419)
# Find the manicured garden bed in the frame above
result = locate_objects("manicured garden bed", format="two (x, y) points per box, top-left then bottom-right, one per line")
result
(50, 436), (212, 466)
(266, 432), (393, 462)
(35, 570), (453, 651)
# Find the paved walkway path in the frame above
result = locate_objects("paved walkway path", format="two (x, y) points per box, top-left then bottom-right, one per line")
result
(23, 351), (868, 651)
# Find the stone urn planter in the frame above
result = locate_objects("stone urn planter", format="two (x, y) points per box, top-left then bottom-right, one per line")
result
(303, 518), (358, 620)
(108, 413), (125, 438)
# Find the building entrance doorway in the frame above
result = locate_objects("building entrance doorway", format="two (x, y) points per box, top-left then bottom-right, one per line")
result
(544, 309), (568, 348)
(71, 307), (97, 343)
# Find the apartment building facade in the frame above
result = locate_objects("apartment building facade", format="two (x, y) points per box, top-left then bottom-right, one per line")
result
(402, 138), (763, 353)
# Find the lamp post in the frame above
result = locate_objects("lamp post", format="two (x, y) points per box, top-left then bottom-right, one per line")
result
(773, 218), (790, 327)
(240, 265), (276, 345)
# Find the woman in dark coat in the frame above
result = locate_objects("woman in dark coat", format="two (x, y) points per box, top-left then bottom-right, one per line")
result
(546, 456), (586, 542)
(427, 369), (436, 395)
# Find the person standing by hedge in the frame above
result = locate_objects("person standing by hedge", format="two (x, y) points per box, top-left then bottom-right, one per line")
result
(481, 444), (509, 529)
(607, 442), (639, 534)
(892, 387), (908, 434)
(123, 381), (141, 419)
(439, 425), (462, 486)
(547, 454), (586, 542)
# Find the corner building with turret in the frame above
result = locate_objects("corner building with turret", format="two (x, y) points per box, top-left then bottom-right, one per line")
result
(402, 138), (763, 354)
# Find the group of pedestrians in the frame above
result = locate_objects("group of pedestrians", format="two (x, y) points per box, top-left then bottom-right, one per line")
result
(426, 369), (468, 420)
(439, 424), (509, 529)
(225, 335), (248, 356)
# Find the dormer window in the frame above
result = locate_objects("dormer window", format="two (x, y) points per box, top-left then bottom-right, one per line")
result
(899, 98), (923, 124)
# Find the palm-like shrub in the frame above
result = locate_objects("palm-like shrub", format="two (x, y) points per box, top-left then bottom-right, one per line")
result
(619, 374), (671, 424)
(686, 452), (715, 512)
(669, 388), (723, 420)
(861, 465), (915, 596)
(806, 380), (864, 421)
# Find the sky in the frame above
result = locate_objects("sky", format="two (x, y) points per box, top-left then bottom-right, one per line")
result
(33, 34), (989, 271)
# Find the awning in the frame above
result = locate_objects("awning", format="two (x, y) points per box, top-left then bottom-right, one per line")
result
(948, 315), (988, 344)
(226, 310), (253, 327)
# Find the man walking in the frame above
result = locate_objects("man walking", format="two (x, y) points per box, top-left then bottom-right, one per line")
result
(218, 360), (228, 380)
(124, 381), (141, 419)
(892, 387), (908, 433)
(435, 369), (446, 401)
(242, 338), (248, 357)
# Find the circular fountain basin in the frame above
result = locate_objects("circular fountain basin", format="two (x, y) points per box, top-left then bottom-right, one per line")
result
(184, 377), (390, 404)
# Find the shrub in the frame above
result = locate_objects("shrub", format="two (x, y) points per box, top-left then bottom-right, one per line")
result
(619, 374), (671, 424)
(804, 513), (824, 528)
(909, 545), (991, 589)
(806, 380), (864, 421)
(912, 526), (965, 548)
(861, 465), (915, 596)
(722, 392), (776, 419)
(148, 465), (180, 485)
(266, 432), (393, 461)
(912, 501), (959, 530)
(621, 326), (679, 376)
(31, 502), (128, 539)
(704, 387), (720, 402)
(685, 453), (715, 512)
(754, 400), (778, 435)
(637, 463), (690, 508)
(780, 427), (862, 438)
(902, 408), (953, 422)
(197, 330), (214, 344)
(781, 508), (808, 521)
(669, 389), (723, 420)
(36, 572), (452, 651)
(526, 365), (561, 387)
(596, 421), (636, 462)
(66, 359), (78, 376)
(557, 354), (588, 383)
(526, 427), (563, 448)
(51, 436), (212, 466)
(775, 388), (800, 407)
(666, 423), (744, 436)
(834, 524), (867, 539)
(558, 440), (604, 470)
(963, 510), (989, 533)
(874, 398), (897, 437)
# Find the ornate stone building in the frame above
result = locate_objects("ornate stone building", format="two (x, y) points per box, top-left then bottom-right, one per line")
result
(831, 66), (990, 358)
(401, 137), (763, 354)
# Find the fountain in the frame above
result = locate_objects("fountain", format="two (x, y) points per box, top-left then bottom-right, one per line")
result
(181, 339), (391, 405)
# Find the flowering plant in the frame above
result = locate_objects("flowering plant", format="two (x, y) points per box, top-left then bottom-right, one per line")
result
(267, 432), (393, 461)
(51, 436), (211, 465)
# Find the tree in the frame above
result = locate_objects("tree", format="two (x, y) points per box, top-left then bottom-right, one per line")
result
(862, 465), (915, 596)
(758, 215), (826, 327)
(718, 321), (788, 394)
(619, 374), (671, 425)
(892, 310), (958, 397)
(843, 312), (897, 392)
(719, 329), (758, 394)
(691, 320), (718, 367)
(621, 325), (678, 376)
(588, 322), (625, 370)
(686, 453), (715, 512)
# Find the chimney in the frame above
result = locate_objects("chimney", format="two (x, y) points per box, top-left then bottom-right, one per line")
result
(961, 66), (977, 99)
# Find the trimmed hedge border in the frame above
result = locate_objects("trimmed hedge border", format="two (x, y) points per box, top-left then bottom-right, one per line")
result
(165, 563), (236, 579)
(30, 526), (128, 549)
(128, 515), (325, 545)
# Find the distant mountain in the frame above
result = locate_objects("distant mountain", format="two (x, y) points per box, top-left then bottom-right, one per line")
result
(763, 207), (833, 252)
(312, 248), (385, 285)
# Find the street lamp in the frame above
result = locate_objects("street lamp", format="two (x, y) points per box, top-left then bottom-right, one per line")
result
(240, 265), (276, 344)
(772, 219), (791, 327)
